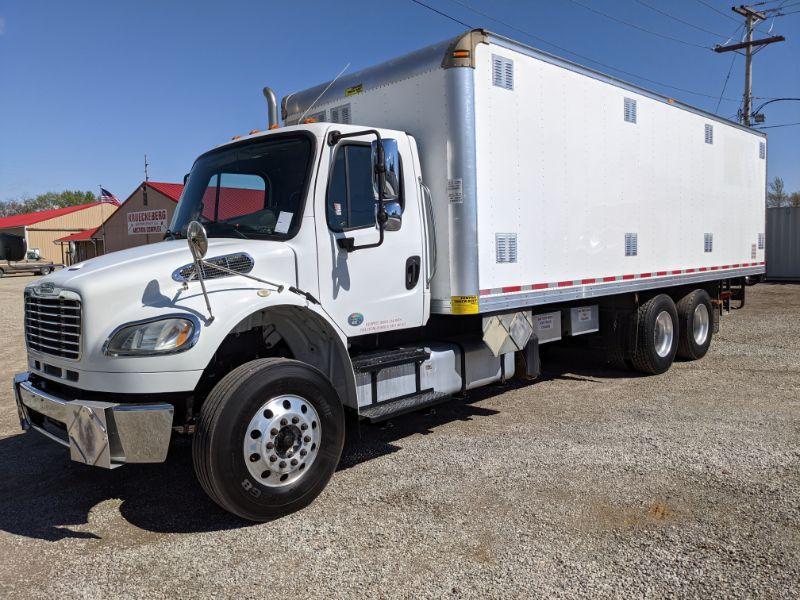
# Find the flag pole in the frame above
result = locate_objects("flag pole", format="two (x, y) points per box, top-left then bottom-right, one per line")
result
(99, 184), (107, 257)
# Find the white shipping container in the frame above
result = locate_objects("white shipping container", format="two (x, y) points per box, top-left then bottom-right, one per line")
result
(284, 29), (767, 315)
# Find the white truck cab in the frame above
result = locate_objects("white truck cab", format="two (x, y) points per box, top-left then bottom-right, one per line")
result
(14, 29), (765, 521)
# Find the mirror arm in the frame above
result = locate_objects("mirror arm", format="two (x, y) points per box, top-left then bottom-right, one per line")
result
(189, 245), (215, 325)
(328, 129), (387, 253)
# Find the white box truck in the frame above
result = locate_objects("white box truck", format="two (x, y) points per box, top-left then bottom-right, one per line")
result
(13, 30), (766, 520)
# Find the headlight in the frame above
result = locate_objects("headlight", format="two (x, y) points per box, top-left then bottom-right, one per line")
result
(104, 316), (198, 356)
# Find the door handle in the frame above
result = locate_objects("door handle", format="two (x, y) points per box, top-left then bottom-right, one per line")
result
(406, 256), (421, 289)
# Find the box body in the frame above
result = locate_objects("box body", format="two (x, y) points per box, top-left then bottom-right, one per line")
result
(283, 31), (767, 315)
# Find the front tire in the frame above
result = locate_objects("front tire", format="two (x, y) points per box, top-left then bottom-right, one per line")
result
(630, 294), (678, 375)
(193, 358), (345, 521)
(39, 267), (52, 276)
(676, 289), (713, 360)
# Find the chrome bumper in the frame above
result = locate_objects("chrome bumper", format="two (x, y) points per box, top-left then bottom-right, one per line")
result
(13, 372), (174, 469)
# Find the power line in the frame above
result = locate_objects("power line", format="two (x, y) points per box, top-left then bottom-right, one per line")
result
(566, 0), (712, 49)
(634, 0), (732, 39)
(408, 0), (472, 27)
(442, 0), (741, 102)
(693, 0), (771, 32)
(755, 121), (800, 128)
(715, 54), (738, 113)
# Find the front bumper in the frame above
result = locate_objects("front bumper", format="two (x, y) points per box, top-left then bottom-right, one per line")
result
(13, 372), (174, 469)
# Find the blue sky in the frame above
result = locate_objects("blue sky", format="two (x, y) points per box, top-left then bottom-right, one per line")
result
(1, 0), (798, 201)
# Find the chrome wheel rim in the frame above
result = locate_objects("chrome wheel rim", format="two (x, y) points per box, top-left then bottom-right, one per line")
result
(243, 394), (321, 488)
(693, 303), (710, 345)
(654, 310), (674, 358)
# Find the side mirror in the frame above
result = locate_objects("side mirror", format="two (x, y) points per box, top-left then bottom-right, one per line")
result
(187, 220), (208, 259)
(371, 138), (401, 203)
(0, 233), (26, 262)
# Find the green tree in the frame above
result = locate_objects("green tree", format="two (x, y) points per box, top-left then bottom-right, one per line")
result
(767, 177), (788, 208)
(0, 190), (98, 217)
(790, 191), (800, 208)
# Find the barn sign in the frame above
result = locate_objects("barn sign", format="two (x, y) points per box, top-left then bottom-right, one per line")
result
(127, 209), (168, 235)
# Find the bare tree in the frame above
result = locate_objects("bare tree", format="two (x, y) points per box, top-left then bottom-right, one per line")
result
(767, 177), (789, 208)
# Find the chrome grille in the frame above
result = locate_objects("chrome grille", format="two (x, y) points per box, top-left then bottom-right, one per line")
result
(25, 293), (82, 360)
(172, 252), (254, 282)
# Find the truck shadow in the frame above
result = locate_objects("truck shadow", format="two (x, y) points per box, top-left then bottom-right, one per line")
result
(0, 345), (629, 539)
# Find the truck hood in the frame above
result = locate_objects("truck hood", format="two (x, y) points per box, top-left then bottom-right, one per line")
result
(26, 238), (299, 373)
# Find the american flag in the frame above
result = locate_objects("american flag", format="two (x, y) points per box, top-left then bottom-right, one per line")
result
(100, 187), (118, 203)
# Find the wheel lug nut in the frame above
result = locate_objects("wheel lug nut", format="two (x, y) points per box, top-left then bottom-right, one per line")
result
(266, 442), (274, 449)
(300, 449), (307, 457)
(279, 461), (286, 468)
(269, 455), (277, 462)
(300, 424), (308, 431)
(249, 454), (259, 462)
(292, 417), (299, 424)
(303, 435), (311, 443)
(286, 450), (293, 457)
(280, 418), (287, 426)
(270, 428), (278, 436)
(291, 459), (298, 466)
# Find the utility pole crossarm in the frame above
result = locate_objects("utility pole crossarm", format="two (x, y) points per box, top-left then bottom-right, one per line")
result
(714, 35), (785, 53)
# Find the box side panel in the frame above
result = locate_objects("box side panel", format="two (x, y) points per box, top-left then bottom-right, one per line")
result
(301, 68), (456, 303)
(472, 42), (766, 310)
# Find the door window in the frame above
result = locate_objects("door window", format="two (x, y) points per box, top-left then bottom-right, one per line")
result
(327, 145), (376, 231)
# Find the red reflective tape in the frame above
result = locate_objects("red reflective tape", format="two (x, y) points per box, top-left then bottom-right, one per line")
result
(479, 289), (491, 296)
(502, 286), (522, 293)
(699, 267), (708, 272)
(685, 268), (695, 273)
(640, 272), (652, 278)
(622, 274), (635, 280)
(760, 261), (766, 265)
(557, 280), (573, 287)
(710, 266), (719, 271)
(532, 283), (549, 290)
(656, 271), (667, 276)
(581, 278), (596, 284)
(731, 264), (740, 268)
(603, 276), (617, 282)
(721, 265), (730, 269)
(671, 270), (682, 275)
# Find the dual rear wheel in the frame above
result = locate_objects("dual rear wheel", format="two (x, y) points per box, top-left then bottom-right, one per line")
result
(615, 289), (714, 375)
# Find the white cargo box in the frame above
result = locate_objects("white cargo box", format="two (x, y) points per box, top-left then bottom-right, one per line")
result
(284, 29), (767, 316)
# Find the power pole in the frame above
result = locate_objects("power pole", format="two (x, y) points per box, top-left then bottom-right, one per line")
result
(714, 5), (785, 126)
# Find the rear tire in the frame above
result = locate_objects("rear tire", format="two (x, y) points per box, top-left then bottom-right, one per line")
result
(676, 289), (713, 360)
(39, 267), (52, 276)
(630, 294), (678, 375)
(193, 358), (345, 521)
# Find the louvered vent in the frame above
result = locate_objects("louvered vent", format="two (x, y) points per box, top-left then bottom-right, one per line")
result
(492, 55), (514, 90)
(625, 233), (638, 256)
(705, 124), (714, 145)
(496, 233), (518, 263)
(704, 233), (713, 253)
(309, 110), (326, 122)
(759, 142), (766, 159)
(172, 253), (254, 282)
(751, 244), (757, 260)
(624, 98), (637, 124)
(330, 104), (351, 124)
(758, 233), (765, 249)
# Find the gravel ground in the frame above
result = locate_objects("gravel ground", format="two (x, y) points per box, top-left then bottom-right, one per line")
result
(0, 273), (797, 599)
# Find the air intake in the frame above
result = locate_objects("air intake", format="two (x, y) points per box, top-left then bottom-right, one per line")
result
(172, 253), (254, 282)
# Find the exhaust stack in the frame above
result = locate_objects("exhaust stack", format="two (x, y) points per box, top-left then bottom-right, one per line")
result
(262, 87), (279, 129)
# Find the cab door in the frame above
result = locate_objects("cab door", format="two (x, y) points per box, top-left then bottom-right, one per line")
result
(315, 131), (425, 337)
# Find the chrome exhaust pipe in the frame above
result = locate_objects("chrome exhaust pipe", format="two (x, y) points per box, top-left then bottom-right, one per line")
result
(262, 87), (279, 129)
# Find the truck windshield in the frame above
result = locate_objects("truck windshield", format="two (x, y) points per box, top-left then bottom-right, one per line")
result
(170, 134), (314, 240)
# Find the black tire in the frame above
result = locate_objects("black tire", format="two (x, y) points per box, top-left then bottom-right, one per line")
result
(0, 268), (4, 278)
(193, 358), (345, 521)
(676, 289), (713, 360)
(39, 267), (51, 276)
(744, 275), (760, 286)
(630, 294), (678, 375)
(604, 311), (631, 371)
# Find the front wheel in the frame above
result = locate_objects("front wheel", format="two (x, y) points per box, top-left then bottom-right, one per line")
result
(193, 358), (345, 521)
(39, 267), (52, 276)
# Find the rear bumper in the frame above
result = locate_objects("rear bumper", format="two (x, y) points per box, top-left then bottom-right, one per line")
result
(13, 372), (174, 469)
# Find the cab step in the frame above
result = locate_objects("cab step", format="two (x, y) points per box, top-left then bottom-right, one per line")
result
(359, 390), (450, 423)
(350, 347), (430, 373)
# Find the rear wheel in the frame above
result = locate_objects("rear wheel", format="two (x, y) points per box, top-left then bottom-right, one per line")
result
(630, 294), (678, 375)
(676, 289), (713, 360)
(39, 266), (52, 276)
(193, 358), (345, 521)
